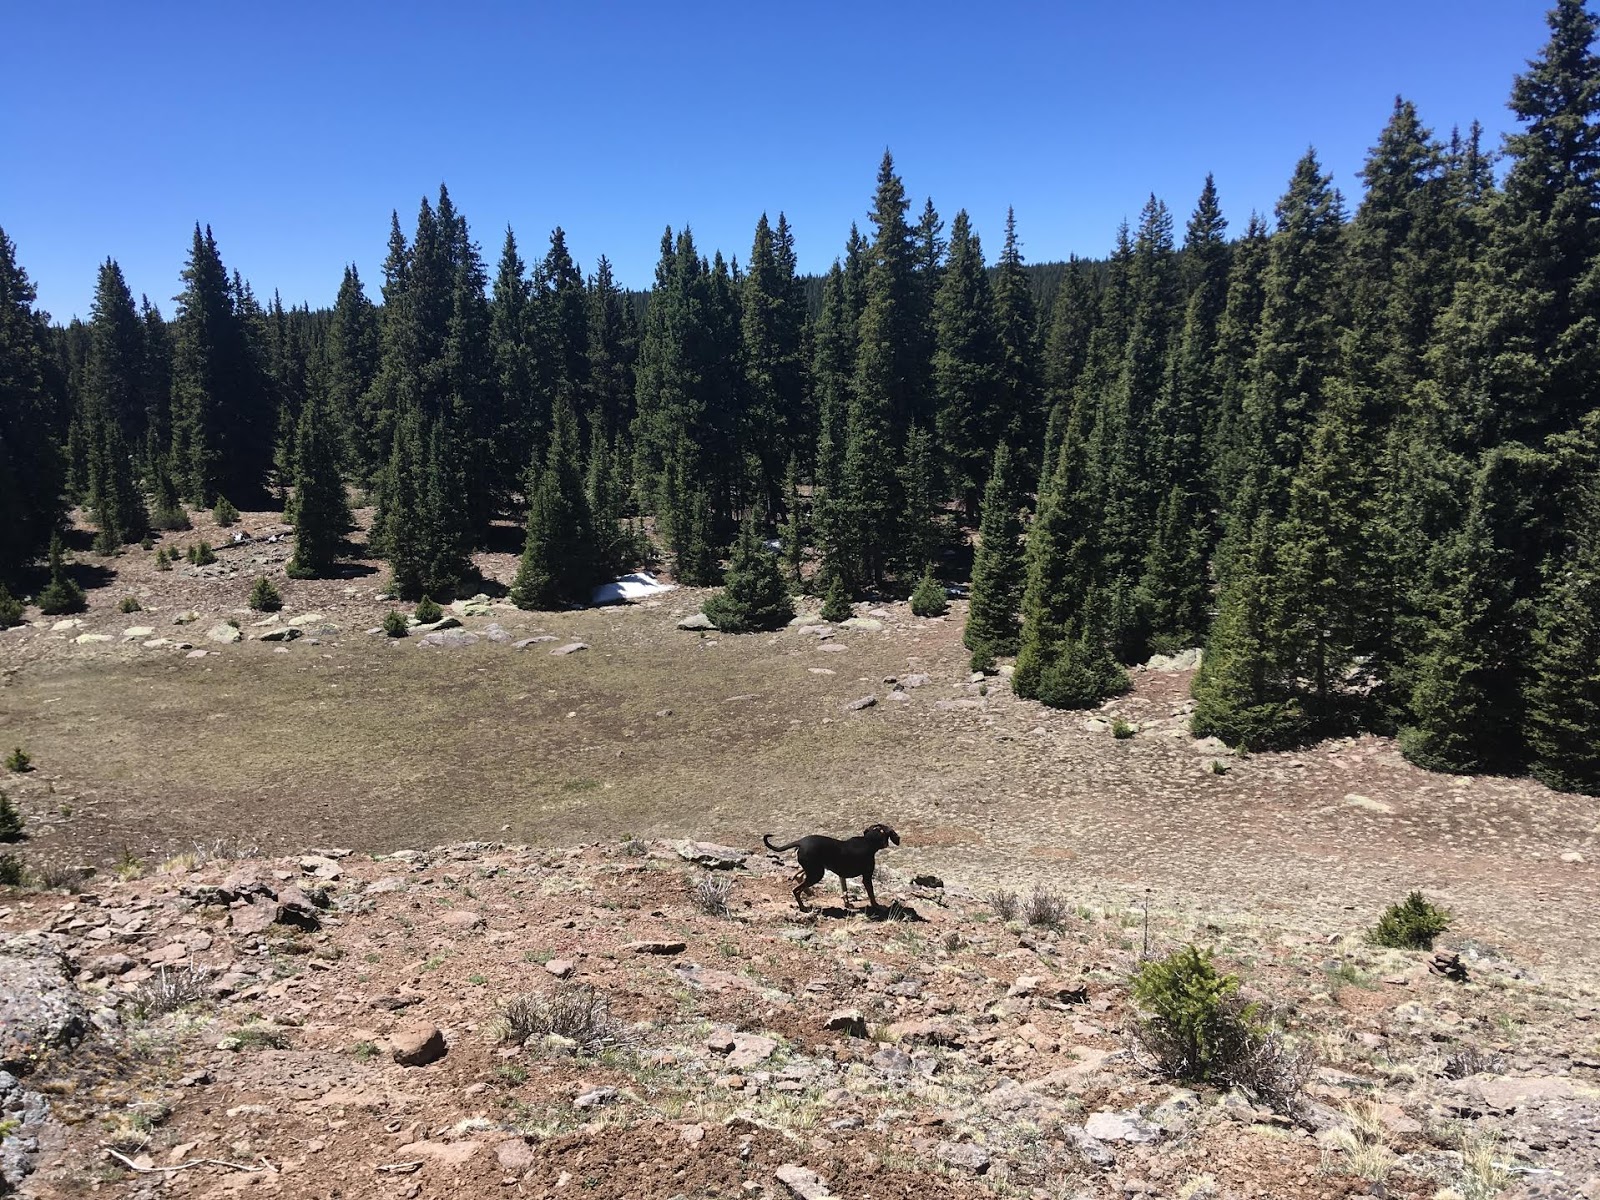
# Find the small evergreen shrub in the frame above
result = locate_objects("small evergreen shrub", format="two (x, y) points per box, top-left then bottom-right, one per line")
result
(139, 535), (153, 551)
(37, 535), (86, 616)
(414, 595), (442, 624)
(1367, 892), (1451, 951)
(820, 574), (852, 623)
(152, 503), (191, 532)
(248, 577), (282, 612)
(1111, 717), (1136, 739)
(119, 596), (142, 614)
(909, 566), (950, 617)
(701, 515), (793, 633)
(213, 496), (240, 527)
(1129, 945), (1310, 1112)
(187, 541), (216, 566)
(155, 548), (172, 572)
(0, 790), (22, 841)
(382, 610), (409, 638)
(969, 643), (997, 675)
(5, 748), (32, 773)
(0, 585), (23, 628)
(0, 853), (22, 887)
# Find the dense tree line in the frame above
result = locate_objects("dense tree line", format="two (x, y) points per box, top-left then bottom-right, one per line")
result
(2, 1), (1599, 794)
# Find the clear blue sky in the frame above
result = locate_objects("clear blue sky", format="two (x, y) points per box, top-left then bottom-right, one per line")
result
(3, 1), (1559, 323)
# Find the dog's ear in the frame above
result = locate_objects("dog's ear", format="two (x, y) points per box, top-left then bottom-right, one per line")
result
(888, 828), (900, 845)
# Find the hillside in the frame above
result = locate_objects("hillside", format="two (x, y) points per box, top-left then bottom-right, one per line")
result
(2, 838), (1597, 1199)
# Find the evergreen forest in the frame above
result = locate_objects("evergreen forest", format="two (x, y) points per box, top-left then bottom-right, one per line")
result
(5, 1), (1600, 795)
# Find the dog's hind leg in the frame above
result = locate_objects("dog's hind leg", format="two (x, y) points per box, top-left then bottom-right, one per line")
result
(793, 865), (824, 911)
(863, 871), (879, 911)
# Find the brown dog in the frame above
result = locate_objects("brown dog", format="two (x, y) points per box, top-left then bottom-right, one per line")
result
(762, 824), (900, 911)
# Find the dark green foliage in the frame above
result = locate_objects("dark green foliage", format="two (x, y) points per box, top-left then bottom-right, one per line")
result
(286, 384), (350, 579)
(248, 576), (282, 612)
(511, 398), (596, 610)
(4, 748), (30, 773)
(85, 260), (149, 551)
(909, 565), (949, 618)
(0, 226), (65, 583)
(0, 584), (22, 627)
(1529, 474), (1600, 794)
(778, 456), (804, 584)
(118, 596), (141, 613)
(1111, 717), (1136, 740)
(413, 595), (442, 624)
(932, 211), (1002, 513)
(149, 462), (190, 531)
(820, 573), (853, 624)
(0, 853), (22, 886)
(186, 540), (216, 566)
(965, 444), (1025, 659)
(1367, 892), (1451, 950)
(0, 790), (20, 841)
(382, 610), (408, 638)
(154, 548), (171, 572)
(213, 496), (239, 527)
(702, 513), (794, 633)
(1128, 946), (1305, 1111)
(36, 535), (86, 616)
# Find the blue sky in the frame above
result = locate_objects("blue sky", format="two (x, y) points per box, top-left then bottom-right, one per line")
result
(3, 1), (1558, 322)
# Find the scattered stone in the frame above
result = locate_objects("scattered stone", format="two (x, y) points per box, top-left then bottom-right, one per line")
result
(886, 1019), (962, 1048)
(817, 643), (849, 653)
(495, 1140), (537, 1172)
(843, 695), (877, 712)
(258, 626), (302, 643)
(871, 1047), (914, 1075)
(625, 940), (686, 956)
(1065, 1126), (1117, 1168)
(73, 633), (112, 644)
(417, 629), (478, 649)
(438, 909), (484, 931)
(1084, 1110), (1161, 1144)
(390, 1021), (447, 1067)
(544, 958), (575, 979)
(50, 618), (83, 632)
(206, 623), (241, 644)
(900, 673), (931, 688)
(0, 941), (87, 1073)
(678, 612), (716, 630)
(481, 623), (512, 643)
(574, 1086), (619, 1109)
(552, 642), (589, 656)
(363, 876), (407, 895)
(774, 1163), (832, 1200)
(1343, 793), (1394, 814)
(675, 840), (748, 870)
(936, 1141), (990, 1174)
(911, 874), (944, 888)
(122, 626), (154, 639)
(726, 1033), (779, 1069)
(513, 636), (559, 649)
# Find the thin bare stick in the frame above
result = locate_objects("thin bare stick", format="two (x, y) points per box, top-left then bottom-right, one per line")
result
(106, 1147), (266, 1174)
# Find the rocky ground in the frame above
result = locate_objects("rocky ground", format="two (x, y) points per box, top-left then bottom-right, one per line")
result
(1, 839), (1598, 1200)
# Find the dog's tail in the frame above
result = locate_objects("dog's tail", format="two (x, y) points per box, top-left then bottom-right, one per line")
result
(762, 833), (800, 854)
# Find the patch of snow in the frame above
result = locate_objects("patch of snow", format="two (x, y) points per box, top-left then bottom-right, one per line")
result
(592, 572), (677, 606)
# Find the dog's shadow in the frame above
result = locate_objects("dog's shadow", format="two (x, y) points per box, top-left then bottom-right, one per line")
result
(808, 902), (927, 923)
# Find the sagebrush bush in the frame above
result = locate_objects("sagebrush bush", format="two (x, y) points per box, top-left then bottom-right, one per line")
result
(414, 595), (442, 624)
(1367, 891), (1450, 950)
(0, 790), (21, 841)
(1024, 885), (1067, 928)
(131, 964), (213, 1019)
(986, 889), (1019, 921)
(688, 874), (734, 917)
(382, 610), (408, 638)
(248, 577), (282, 612)
(493, 982), (625, 1053)
(909, 566), (949, 618)
(1129, 945), (1311, 1113)
(213, 496), (239, 527)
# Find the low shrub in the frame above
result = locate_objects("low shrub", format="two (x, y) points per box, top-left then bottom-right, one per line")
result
(493, 982), (626, 1053)
(414, 595), (442, 624)
(154, 548), (172, 571)
(0, 791), (21, 842)
(909, 566), (949, 618)
(986, 889), (1019, 921)
(688, 874), (734, 917)
(248, 577), (282, 612)
(131, 964), (214, 1018)
(1024, 885), (1067, 929)
(969, 642), (997, 675)
(0, 585), (23, 628)
(4, 748), (31, 773)
(382, 610), (408, 638)
(0, 853), (22, 886)
(1367, 891), (1450, 951)
(1111, 717), (1136, 739)
(212, 496), (240, 527)
(1129, 945), (1311, 1114)
(187, 541), (216, 567)
(119, 596), (142, 614)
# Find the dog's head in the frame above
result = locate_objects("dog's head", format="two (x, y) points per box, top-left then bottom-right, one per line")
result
(863, 823), (900, 849)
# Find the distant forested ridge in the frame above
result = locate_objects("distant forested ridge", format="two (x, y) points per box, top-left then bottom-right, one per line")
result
(4, 1), (1600, 793)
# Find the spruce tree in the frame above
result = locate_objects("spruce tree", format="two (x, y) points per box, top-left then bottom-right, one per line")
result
(703, 511), (793, 632)
(286, 380), (351, 578)
(510, 398), (594, 610)
(380, 405), (429, 599)
(36, 534), (86, 616)
(931, 211), (1002, 517)
(897, 424), (940, 576)
(992, 208), (1042, 476)
(0, 226), (64, 583)
(325, 265), (380, 477)
(741, 213), (808, 514)
(965, 444), (1026, 661)
(1528, 471), (1600, 794)
(909, 565), (949, 618)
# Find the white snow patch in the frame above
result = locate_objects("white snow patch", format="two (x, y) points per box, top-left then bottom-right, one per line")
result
(592, 572), (677, 606)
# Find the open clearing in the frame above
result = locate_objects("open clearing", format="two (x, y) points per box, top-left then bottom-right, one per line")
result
(1, 515), (1594, 972)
